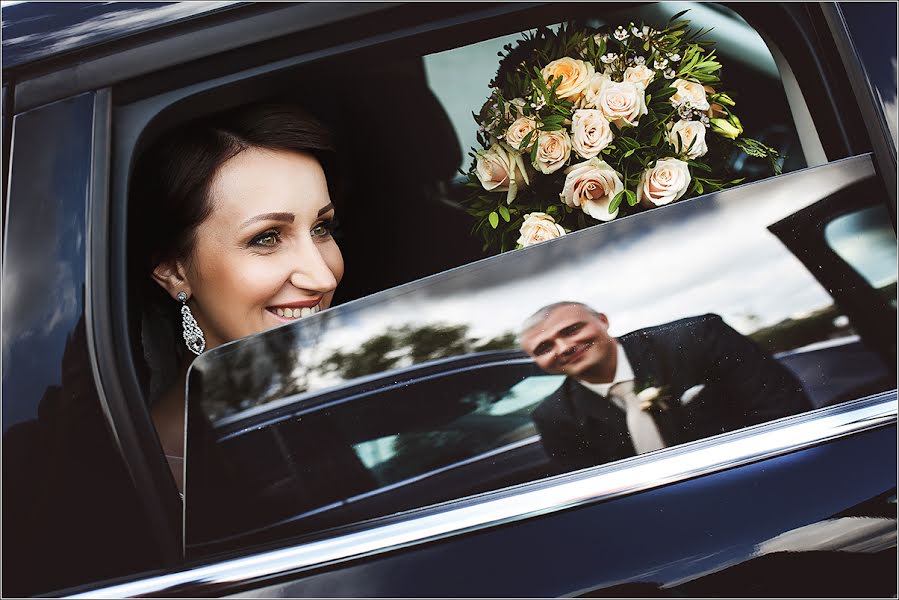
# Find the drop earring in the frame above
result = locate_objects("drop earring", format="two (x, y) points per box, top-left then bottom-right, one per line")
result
(177, 291), (206, 355)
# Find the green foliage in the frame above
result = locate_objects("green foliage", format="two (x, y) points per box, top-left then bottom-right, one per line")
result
(320, 324), (519, 380)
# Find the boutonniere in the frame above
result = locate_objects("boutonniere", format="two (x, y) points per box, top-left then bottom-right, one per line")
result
(635, 384), (674, 412)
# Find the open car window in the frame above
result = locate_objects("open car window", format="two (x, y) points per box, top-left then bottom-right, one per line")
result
(185, 153), (896, 557)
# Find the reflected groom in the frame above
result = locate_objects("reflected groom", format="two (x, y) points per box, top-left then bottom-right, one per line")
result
(519, 302), (812, 471)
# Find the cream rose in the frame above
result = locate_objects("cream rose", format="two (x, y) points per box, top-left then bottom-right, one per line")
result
(505, 117), (538, 151)
(517, 212), (566, 247)
(668, 119), (708, 159)
(594, 80), (648, 127)
(541, 57), (594, 101)
(637, 157), (691, 207)
(579, 72), (611, 109)
(623, 64), (655, 89)
(560, 157), (624, 221)
(533, 130), (572, 175)
(670, 78), (710, 111)
(475, 143), (530, 204)
(571, 109), (614, 159)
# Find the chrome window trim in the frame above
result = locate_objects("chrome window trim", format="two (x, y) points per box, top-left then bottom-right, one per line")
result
(70, 391), (897, 598)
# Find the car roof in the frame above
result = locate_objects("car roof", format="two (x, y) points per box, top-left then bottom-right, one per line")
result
(1, 1), (245, 71)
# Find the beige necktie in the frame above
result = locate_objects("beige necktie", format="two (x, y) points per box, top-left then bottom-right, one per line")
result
(609, 380), (666, 454)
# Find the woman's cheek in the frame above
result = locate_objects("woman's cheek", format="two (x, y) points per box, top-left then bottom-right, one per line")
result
(322, 241), (345, 309)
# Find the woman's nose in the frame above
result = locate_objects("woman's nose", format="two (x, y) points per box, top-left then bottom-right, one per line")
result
(288, 242), (337, 293)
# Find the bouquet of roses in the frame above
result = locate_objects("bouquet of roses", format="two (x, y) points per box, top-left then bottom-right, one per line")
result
(463, 11), (782, 252)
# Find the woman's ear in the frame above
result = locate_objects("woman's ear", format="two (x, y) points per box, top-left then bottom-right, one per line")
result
(151, 260), (190, 300)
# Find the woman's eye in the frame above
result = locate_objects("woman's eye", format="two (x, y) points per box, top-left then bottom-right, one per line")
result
(311, 220), (335, 239)
(250, 230), (280, 247)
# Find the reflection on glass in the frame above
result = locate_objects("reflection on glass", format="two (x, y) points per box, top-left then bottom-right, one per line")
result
(186, 155), (896, 553)
(824, 205), (898, 297)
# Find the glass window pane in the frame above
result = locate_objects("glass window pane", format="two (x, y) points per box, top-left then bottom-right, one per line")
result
(824, 205), (898, 305)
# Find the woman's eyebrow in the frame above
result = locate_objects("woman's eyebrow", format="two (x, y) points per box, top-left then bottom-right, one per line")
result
(240, 212), (295, 229)
(317, 203), (334, 217)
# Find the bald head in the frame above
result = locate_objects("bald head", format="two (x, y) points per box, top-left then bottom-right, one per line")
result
(519, 301), (602, 339)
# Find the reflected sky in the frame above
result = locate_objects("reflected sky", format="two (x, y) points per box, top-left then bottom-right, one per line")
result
(195, 154), (893, 406)
(1, 2), (237, 68)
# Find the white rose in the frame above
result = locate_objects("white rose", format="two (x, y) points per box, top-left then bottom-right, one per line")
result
(541, 57), (595, 101)
(637, 157), (691, 207)
(594, 80), (648, 128)
(533, 130), (572, 175)
(561, 157), (624, 221)
(505, 117), (538, 151)
(579, 72), (612, 109)
(623, 64), (655, 89)
(475, 143), (530, 204)
(571, 109), (614, 159)
(517, 212), (566, 247)
(668, 119), (708, 159)
(670, 78), (710, 111)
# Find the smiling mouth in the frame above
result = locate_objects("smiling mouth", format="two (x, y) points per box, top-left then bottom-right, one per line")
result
(559, 342), (592, 366)
(267, 303), (321, 321)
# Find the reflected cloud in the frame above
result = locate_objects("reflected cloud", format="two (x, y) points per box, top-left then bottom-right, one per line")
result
(2, 2), (235, 63)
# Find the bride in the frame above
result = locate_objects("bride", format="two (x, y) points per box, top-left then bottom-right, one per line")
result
(129, 103), (344, 491)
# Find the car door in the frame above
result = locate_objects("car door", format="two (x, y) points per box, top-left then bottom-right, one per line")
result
(70, 152), (896, 598)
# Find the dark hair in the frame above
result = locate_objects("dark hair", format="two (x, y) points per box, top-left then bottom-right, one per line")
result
(128, 103), (338, 400)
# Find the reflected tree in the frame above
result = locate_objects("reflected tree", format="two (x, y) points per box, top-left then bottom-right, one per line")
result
(321, 323), (518, 380)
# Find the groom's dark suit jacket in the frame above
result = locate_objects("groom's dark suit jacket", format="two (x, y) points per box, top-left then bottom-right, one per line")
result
(531, 313), (812, 471)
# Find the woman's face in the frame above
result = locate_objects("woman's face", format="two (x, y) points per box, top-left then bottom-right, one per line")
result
(174, 147), (344, 349)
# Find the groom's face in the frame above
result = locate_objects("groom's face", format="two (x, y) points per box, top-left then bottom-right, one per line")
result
(520, 305), (618, 382)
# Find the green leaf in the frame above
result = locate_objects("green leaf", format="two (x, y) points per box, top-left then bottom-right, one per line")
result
(609, 190), (626, 214)
(539, 123), (563, 131)
(668, 9), (690, 24)
(623, 148), (636, 158)
(654, 86), (677, 101)
(625, 189), (638, 206)
(520, 130), (535, 150)
(488, 212), (499, 229)
(541, 114), (566, 125)
(651, 129), (663, 146)
(498, 205), (511, 222)
(530, 137), (539, 164)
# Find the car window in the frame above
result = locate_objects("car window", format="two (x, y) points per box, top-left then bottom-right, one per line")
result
(184, 154), (896, 556)
(824, 205), (898, 304)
